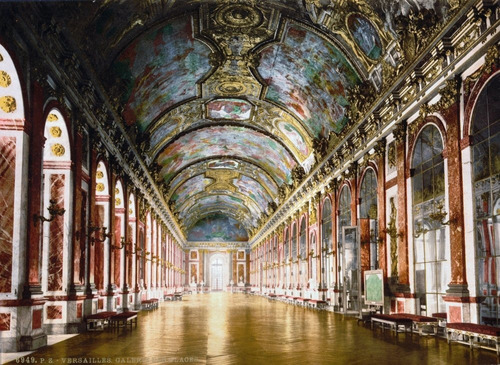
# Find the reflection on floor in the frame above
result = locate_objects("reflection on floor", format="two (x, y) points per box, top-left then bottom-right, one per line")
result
(2, 293), (497, 364)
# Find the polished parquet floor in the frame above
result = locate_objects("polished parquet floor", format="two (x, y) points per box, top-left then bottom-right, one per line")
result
(3, 293), (498, 364)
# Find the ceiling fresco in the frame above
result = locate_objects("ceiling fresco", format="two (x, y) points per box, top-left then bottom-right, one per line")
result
(156, 125), (298, 185)
(187, 213), (249, 242)
(167, 158), (279, 202)
(39, 0), (457, 242)
(112, 15), (212, 131)
(206, 99), (253, 120)
(258, 21), (360, 136)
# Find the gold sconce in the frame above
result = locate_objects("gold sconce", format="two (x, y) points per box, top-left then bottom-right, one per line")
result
(88, 226), (112, 245)
(33, 199), (65, 225)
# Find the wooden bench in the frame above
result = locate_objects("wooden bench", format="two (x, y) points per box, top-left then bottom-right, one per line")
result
(447, 322), (500, 355)
(371, 314), (413, 336)
(308, 300), (328, 309)
(295, 298), (310, 307)
(110, 311), (138, 330)
(395, 313), (439, 335)
(173, 292), (183, 301)
(141, 298), (159, 310)
(85, 311), (117, 331)
(267, 293), (277, 301)
(164, 294), (174, 301)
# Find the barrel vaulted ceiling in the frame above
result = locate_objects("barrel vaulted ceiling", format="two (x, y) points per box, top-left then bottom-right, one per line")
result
(44, 0), (455, 241)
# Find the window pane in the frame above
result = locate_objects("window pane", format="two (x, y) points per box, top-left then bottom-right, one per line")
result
(474, 141), (490, 182)
(433, 162), (445, 197)
(490, 132), (500, 176)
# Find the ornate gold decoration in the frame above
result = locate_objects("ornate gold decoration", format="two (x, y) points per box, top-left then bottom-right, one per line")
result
(485, 44), (500, 74)
(291, 165), (306, 188)
(393, 121), (407, 143)
(49, 127), (62, 138)
(115, 187), (120, 195)
(0, 71), (11, 88)
(205, 169), (240, 192)
(387, 197), (399, 277)
(214, 81), (247, 96)
(305, 0), (391, 70)
(346, 81), (376, 123)
(116, 197), (122, 206)
(436, 79), (459, 110)
(373, 138), (386, 159)
(47, 113), (59, 122)
(396, 9), (440, 62)
(0, 53), (3, 62)
(96, 183), (105, 192)
(0, 96), (16, 113)
(129, 208), (133, 215)
(387, 142), (396, 169)
(51, 143), (65, 157)
(96, 170), (104, 179)
(215, 3), (263, 29)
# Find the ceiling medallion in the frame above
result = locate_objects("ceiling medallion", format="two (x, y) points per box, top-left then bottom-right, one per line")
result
(215, 81), (247, 96)
(216, 4), (263, 29)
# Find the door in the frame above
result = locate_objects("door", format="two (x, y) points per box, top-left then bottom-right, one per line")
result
(211, 258), (223, 291)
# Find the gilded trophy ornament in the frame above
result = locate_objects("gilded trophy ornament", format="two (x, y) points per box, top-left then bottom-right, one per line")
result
(0, 96), (16, 113)
(50, 127), (62, 138)
(51, 143), (65, 157)
(0, 70), (11, 88)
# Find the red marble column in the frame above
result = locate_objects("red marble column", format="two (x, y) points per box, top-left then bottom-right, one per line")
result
(113, 214), (121, 287)
(127, 223), (133, 287)
(375, 143), (387, 278)
(48, 174), (65, 292)
(359, 218), (371, 289)
(442, 102), (468, 290)
(87, 147), (98, 291)
(71, 131), (83, 290)
(395, 123), (410, 286)
(0, 136), (16, 293)
(95, 205), (104, 291)
(26, 83), (45, 295)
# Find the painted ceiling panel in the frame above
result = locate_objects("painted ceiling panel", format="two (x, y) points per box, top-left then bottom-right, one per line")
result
(258, 21), (360, 136)
(347, 14), (383, 60)
(187, 213), (248, 242)
(181, 194), (256, 228)
(170, 175), (212, 209)
(207, 99), (253, 120)
(233, 175), (273, 212)
(276, 120), (310, 157)
(112, 15), (212, 131)
(179, 191), (262, 225)
(156, 126), (297, 185)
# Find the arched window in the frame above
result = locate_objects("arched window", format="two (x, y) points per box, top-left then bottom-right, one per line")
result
(360, 169), (377, 219)
(412, 124), (447, 315)
(299, 218), (307, 259)
(338, 186), (352, 243)
(273, 236), (277, 263)
(338, 186), (351, 288)
(284, 229), (289, 261)
(360, 169), (378, 269)
(321, 198), (333, 288)
(472, 74), (500, 325)
(291, 223), (297, 259)
(321, 198), (332, 251)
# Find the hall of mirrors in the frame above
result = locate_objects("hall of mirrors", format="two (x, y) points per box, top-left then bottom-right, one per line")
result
(0, 0), (499, 359)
